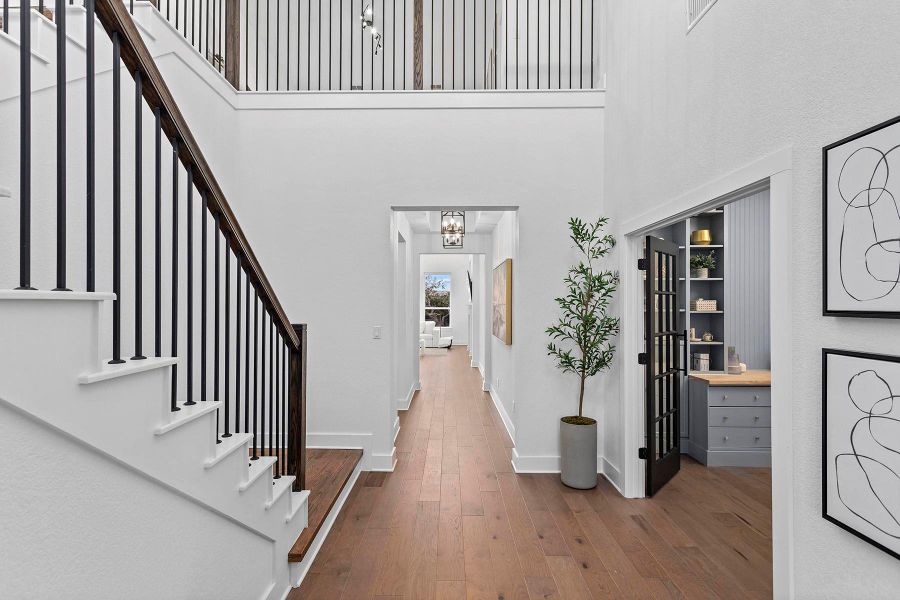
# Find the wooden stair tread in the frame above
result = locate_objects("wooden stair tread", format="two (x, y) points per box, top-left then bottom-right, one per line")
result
(287, 448), (363, 562)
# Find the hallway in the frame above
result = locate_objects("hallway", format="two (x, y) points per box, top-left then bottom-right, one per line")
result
(292, 347), (772, 599)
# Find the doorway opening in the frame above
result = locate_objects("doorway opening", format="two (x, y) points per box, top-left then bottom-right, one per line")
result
(631, 182), (780, 597)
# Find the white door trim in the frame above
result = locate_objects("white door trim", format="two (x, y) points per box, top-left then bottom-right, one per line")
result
(617, 146), (794, 599)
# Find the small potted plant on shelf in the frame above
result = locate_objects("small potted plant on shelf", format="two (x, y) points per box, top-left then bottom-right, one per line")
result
(690, 251), (716, 279)
(547, 217), (620, 490)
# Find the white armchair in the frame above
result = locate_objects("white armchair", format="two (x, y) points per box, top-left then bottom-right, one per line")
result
(420, 321), (453, 348)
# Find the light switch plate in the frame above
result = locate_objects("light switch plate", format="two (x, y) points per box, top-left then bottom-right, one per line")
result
(372, 326), (382, 339)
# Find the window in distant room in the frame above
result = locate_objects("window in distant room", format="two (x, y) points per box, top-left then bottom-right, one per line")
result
(425, 273), (451, 327)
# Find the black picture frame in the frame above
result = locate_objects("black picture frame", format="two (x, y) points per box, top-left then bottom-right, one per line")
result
(822, 348), (900, 561)
(823, 114), (900, 318)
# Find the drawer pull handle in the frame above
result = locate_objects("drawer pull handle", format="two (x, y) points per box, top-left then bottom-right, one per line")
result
(723, 436), (729, 441)
(754, 436), (761, 442)
(754, 395), (760, 401)
(722, 416), (728, 421)
(723, 395), (728, 401)
(754, 415), (760, 421)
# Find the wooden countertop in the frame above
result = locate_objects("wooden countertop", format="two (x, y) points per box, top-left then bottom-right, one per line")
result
(689, 370), (771, 387)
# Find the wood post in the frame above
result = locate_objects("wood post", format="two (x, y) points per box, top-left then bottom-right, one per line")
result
(413, 0), (423, 89)
(288, 323), (307, 491)
(224, 0), (241, 89)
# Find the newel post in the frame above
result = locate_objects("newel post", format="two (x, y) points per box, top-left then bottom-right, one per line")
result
(224, 0), (241, 89)
(288, 323), (307, 492)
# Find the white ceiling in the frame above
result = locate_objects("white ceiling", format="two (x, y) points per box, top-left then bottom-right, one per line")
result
(404, 210), (506, 234)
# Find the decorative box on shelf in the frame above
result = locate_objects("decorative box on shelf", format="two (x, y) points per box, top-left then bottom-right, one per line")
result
(692, 353), (710, 372)
(690, 298), (718, 312)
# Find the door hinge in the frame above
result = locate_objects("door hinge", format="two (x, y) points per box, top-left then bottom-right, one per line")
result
(638, 352), (648, 365)
(637, 258), (648, 271)
(638, 447), (649, 460)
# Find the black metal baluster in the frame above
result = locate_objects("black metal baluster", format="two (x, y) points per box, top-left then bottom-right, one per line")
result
(568, 0), (571, 88)
(403, 0), (406, 88)
(3, 0), (8, 34)
(430, 0), (433, 87)
(462, 0), (465, 89)
(222, 238), (231, 437)
(485, 0), (488, 88)
(287, 1), (292, 89)
(214, 212), (221, 412)
(110, 32), (125, 363)
(504, 0), (507, 89)
(201, 193), (208, 401)
(349, 0), (353, 88)
(515, 0), (518, 88)
(590, 0), (593, 88)
(255, 0), (260, 89)
(261, 306), (267, 458)
(525, 0), (529, 89)
(132, 71), (146, 358)
(308, 0), (312, 89)
(439, 0), (443, 89)
(579, 0), (582, 88)
(54, 0), (69, 292)
(276, 0), (281, 89)
(269, 317), (274, 463)
(392, 0), (395, 89)
(297, 0), (301, 89)
(252, 290), (259, 460)
(223, 241), (231, 435)
(244, 276), (250, 435)
(318, 0), (322, 89)
(185, 168), (195, 404)
(236, 265), (242, 429)
(330, 0), (334, 90)
(274, 336), (280, 478)
(170, 139), (180, 411)
(266, 0), (271, 88)
(557, 0), (561, 88)
(452, 0), (455, 89)
(18, 1), (33, 291)
(282, 339), (287, 476)
(339, 0), (343, 88)
(154, 108), (162, 357)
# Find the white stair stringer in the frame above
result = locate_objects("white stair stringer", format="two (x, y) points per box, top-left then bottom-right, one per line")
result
(0, 291), (308, 600)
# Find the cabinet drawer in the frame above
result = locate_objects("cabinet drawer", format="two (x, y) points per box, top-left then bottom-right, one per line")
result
(708, 407), (771, 428)
(707, 386), (770, 407)
(708, 427), (770, 449)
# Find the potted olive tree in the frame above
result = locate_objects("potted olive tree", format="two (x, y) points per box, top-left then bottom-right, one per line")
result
(547, 217), (620, 489)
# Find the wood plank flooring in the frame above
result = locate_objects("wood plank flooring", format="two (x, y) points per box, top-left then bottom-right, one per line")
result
(290, 347), (772, 599)
(288, 448), (364, 562)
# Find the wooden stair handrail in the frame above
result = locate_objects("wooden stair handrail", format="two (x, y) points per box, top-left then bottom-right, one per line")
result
(94, 0), (300, 350)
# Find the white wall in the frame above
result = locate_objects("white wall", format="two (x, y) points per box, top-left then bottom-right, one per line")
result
(420, 253), (471, 346)
(489, 211), (516, 423)
(0, 402), (273, 600)
(603, 0), (900, 597)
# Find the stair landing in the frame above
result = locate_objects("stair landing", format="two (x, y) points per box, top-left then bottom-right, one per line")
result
(288, 448), (363, 562)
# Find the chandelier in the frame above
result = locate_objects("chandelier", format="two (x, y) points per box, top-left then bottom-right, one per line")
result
(440, 211), (465, 236)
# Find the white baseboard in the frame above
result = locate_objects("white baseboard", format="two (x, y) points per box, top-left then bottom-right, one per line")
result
(307, 431), (394, 471)
(600, 457), (625, 494)
(289, 460), (363, 588)
(369, 446), (397, 472)
(488, 388), (516, 441)
(511, 449), (624, 496)
(396, 382), (417, 411)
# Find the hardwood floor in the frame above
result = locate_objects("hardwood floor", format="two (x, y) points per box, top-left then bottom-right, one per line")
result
(290, 347), (772, 599)
(288, 449), (364, 562)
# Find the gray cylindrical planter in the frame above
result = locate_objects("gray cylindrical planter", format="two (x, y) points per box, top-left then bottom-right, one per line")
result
(691, 267), (709, 279)
(560, 418), (598, 489)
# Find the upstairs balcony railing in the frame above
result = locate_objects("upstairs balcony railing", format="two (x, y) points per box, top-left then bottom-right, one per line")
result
(152, 0), (601, 91)
(1, 0), (307, 489)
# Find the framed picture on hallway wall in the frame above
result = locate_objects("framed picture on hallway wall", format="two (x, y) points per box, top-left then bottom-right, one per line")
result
(822, 348), (900, 561)
(823, 115), (900, 318)
(492, 259), (512, 345)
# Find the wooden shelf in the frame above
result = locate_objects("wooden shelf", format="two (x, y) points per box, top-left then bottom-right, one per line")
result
(689, 341), (723, 345)
(680, 277), (724, 281)
(690, 310), (723, 314)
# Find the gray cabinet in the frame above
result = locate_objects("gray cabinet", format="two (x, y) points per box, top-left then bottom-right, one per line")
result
(688, 378), (772, 467)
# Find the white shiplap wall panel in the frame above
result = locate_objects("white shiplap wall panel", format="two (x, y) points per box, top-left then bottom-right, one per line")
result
(725, 190), (771, 370)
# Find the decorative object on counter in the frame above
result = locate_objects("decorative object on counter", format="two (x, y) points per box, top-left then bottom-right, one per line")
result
(740, 362), (747, 373)
(692, 353), (710, 372)
(702, 331), (714, 342)
(727, 346), (742, 374)
(547, 217), (619, 490)
(823, 116), (900, 318)
(690, 250), (717, 278)
(822, 348), (900, 560)
(689, 327), (698, 341)
(690, 298), (718, 312)
(690, 229), (712, 245)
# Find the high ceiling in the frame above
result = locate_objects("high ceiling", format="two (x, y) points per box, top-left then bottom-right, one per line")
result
(404, 210), (506, 234)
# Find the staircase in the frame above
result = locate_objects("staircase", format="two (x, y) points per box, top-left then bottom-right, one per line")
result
(0, 2), (310, 598)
